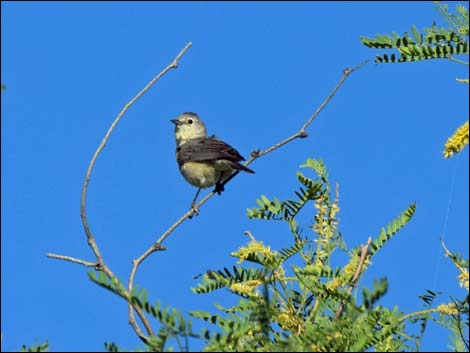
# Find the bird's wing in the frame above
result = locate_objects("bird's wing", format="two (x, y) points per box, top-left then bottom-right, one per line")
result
(177, 136), (246, 165)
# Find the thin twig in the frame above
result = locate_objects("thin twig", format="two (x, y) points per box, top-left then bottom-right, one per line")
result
(220, 60), (369, 186)
(447, 55), (469, 66)
(47, 41), (193, 343)
(244, 230), (256, 242)
(334, 237), (372, 319)
(47, 253), (98, 268)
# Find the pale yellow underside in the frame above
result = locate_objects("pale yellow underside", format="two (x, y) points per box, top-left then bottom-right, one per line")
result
(180, 161), (233, 188)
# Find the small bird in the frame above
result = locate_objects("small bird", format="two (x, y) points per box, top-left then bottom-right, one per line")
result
(171, 112), (254, 213)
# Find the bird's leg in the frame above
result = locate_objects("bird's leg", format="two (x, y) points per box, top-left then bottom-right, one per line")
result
(214, 180), (225, 195)
(213, 170), (229, 195)
(189, 187), (202, 217)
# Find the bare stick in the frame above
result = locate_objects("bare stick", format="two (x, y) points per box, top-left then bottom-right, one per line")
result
(334, 237), (372, 319)
(126, 60), (369, 327)
(447, 55), (469, 66)
(47, 253), (98, 268)
(48, 41), (193, 342)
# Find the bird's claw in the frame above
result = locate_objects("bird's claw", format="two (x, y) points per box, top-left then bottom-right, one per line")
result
(214, 182), (225, 195)
(189, 202), (200, 218)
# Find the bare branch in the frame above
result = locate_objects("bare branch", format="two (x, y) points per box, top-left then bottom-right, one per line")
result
(219, 61), (369, 188)
(447, 55), (469, 66)
(244, 230), (256, 242)
(80, 40), (193, 281)
(351, 237), (372, 283)
(48, 41), (193, 342)
(47, 253), (98, 268)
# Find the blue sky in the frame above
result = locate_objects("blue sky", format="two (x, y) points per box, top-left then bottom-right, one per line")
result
(1, 1), (468, 351)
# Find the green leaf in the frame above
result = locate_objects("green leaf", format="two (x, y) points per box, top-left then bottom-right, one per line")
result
(87, 270), (127, 298)
(192, 266), (269, 294)
(369, 202), (416, 256)
(20, 342), (49, 352)
(411, 25), (423, 44)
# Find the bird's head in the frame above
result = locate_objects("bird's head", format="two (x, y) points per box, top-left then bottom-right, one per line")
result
(171, 112), (207, 146)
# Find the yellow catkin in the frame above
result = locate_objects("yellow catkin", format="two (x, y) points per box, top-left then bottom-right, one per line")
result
(444, 120), (469, 158)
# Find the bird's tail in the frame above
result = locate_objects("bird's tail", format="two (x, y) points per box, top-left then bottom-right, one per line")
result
(230, 161), (255, 174)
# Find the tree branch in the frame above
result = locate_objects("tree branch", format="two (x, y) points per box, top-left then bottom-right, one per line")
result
(220, 60), (369, 187)
(80, 40), (192, 280)
(447, 55), (469, 66)
(47, 253), (98, 268)
(47, 41), (193, 343)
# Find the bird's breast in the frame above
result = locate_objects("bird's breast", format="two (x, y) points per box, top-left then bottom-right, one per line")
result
(180, 162), (219, 188)
(179, 161), (233, 188)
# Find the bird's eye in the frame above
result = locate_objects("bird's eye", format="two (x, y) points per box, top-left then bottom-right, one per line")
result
(187, 119), (193, 124)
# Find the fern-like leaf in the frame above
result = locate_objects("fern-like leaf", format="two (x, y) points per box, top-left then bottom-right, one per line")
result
(369, 202), (416, 256)
(361, 25), (468, 63)
(88, 270), (127, 299)
(20, 342), (49, 352)
(192, 266), (269, 294)
(104, 342), (120, 352)
(278, 240), (308, 263)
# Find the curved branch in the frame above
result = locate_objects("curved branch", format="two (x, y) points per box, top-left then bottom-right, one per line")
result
(47, 41), (193, 343)
(80, 40), (193, 279)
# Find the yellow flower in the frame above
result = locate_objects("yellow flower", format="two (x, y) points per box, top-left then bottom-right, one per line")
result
(436, 303), (459, 315)
(442, 240), (469, 291)
(444, 120), (469, 158)
(457, 267), (469, 290)
(230, 280), (262, 296)
(273, 264), (286, 281)
(325, 277), (342, 291)
(231, 239), (278, 265)
(275, 310), (304, 333)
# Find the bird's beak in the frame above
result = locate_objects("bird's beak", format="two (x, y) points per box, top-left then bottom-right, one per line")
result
(171, 119), (181, 126)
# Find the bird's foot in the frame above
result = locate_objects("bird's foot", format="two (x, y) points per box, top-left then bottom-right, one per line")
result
(189, 202), (200, 218)
(214, 182), (225, 195)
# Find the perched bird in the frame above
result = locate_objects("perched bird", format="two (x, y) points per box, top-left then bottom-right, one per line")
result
(171, 112), (254, 212)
